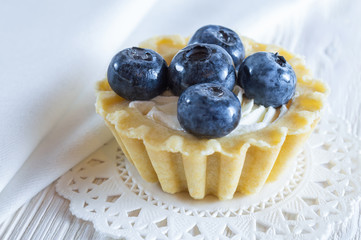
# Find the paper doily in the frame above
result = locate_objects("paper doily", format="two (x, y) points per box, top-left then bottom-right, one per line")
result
(56, 113), (361, 240)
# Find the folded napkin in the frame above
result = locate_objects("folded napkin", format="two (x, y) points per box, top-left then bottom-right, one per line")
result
(0, 0), (330, 224)
(0, 0), (158, 223)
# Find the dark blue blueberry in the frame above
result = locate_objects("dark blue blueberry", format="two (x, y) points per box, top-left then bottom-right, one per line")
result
(168, 43), (236, 96)
(177, 83), (241, 138)
(238, 52), (296, 108)
(107, 47), (168, 100)
(188, 25), (245, 68)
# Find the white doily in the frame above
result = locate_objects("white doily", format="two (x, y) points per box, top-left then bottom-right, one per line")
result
(56, 113), (361, 240)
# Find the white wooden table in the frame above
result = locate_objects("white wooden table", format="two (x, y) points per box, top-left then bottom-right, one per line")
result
(0, 184), (106, 240)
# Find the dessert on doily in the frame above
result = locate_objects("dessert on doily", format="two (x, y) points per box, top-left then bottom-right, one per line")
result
(95, 25), (328, 200)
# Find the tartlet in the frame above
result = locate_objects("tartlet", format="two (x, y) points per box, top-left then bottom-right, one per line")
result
(96, 35), (328, 200)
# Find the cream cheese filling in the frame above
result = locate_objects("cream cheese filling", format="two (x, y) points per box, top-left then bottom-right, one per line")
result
(129, 85), (288, 136)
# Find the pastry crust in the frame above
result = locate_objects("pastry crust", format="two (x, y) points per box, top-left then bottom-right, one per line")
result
(96, 35), (329, 200)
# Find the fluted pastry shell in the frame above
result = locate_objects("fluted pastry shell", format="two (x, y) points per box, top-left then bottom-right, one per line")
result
(95, 35), (329, 200)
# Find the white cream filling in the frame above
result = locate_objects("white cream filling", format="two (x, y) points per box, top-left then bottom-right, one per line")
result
(129, 85), (288, 135)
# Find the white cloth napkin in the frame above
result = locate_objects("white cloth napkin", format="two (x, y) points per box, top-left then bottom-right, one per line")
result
(0, 0), (351, 225)
(0, 0), (158, 223)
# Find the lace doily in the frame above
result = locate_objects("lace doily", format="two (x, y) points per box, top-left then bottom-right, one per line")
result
(56, 113), (361, 239)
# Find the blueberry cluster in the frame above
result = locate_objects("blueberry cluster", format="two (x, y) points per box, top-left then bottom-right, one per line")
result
(107, 25), (296, 138)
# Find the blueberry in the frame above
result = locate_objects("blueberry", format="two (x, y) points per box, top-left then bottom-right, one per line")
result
(168, 43), (236, 96)
(107, 47), (168, 100)
(177, 83), (241, 138)
(238, 52), (296, 108)
(188, 25), (245, 68)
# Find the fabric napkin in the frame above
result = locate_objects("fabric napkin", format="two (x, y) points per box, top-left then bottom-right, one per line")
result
(0, 0), (337, 224)
(0, 0), (158, 223)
